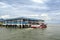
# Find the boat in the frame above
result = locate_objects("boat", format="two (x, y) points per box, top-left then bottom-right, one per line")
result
(31, 23), (47, 28)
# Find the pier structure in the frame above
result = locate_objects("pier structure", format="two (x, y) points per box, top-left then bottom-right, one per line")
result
(1, 17), (44, 28)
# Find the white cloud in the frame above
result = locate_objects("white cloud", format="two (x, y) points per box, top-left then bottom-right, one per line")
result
(54, 13), (60, 15)
(22, 14), (39, 18)
(12, 4), (49, 11)
(40, 14), (51, 20)
(0, 2), (7, 8)
(0, 2), (11, 8)
(22, 14), (52, 20)
(0, 15), (11, 19)
(31, 0), (48, 3)
(24, 5), (49, 9)
(19, 13), (51, 20)
(0, 2), (50, 21)
(0, 2), (49, 16)
(0, 2), (16, 10)
(22, 14), (39, 17)
(0, 2), (49, 20)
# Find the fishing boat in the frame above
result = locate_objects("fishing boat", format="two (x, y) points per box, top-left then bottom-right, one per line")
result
(31, 23), (47, 28)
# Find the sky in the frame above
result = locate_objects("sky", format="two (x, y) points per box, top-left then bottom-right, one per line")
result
(0, 0), (60, 23)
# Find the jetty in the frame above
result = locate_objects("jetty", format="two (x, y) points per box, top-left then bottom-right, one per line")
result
(0, 17), (44, 28)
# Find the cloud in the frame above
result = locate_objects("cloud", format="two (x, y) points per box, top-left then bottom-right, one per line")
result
(0, 2), (12, 8)
(0, 2), (49, 17)
(0, 2), (17, 11)
(0, 2), (7, 8)
(31, 0), (48, 3)
(40, 13), (51, 20)
(0, 2), (21, 16)
(0, 15), (11, 19)
(25, 5), (43, 9)
(22, 14), (39, 18)
(20, 13), (51, 20)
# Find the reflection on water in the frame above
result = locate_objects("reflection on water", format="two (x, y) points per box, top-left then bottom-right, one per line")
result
(0, 24), (60, 40)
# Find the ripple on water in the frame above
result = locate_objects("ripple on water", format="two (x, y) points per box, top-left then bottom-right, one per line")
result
(0, 25), (60, 40)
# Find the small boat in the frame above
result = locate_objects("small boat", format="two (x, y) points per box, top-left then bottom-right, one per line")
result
(31, 23), (47, 28)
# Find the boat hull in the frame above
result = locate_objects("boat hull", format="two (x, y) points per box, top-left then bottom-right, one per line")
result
(31, 24), (47, 28)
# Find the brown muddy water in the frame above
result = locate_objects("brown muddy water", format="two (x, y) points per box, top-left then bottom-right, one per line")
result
(0, 24), (60, 40)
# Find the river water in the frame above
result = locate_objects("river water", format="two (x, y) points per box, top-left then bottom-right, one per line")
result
(0, 24), (60, 40)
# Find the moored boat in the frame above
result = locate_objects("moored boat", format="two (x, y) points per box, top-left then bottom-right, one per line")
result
(31, 23), (47, 28)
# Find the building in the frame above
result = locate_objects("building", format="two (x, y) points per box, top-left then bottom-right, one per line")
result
(2, 17), (44, 28)
(0, 19), (4, 26)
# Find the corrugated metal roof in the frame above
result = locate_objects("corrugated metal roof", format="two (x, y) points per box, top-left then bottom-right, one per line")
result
(3, 17), (44, 21)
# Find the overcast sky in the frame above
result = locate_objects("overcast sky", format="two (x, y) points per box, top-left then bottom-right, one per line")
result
(0, 0), (60, 23)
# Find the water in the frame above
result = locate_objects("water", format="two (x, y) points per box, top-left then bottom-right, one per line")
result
(0, 24), (60, 40)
